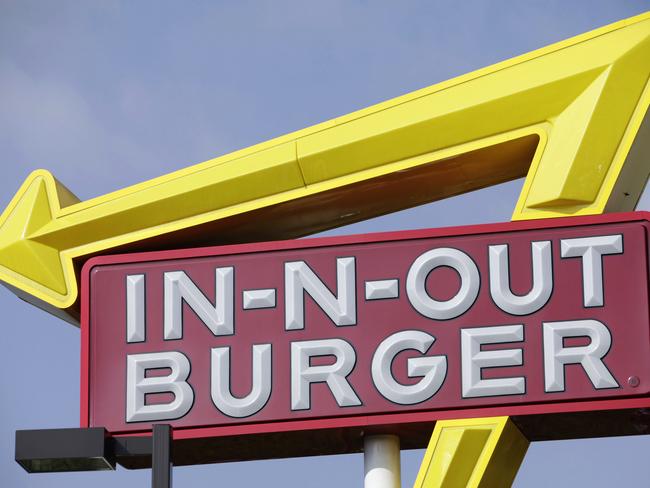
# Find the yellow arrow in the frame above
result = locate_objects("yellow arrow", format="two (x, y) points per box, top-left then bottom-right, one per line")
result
(413, 417), (529, 488)
(1, 12), (649, 323)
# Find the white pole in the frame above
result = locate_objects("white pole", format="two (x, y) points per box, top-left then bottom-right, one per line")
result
(364, 434), (401, 488)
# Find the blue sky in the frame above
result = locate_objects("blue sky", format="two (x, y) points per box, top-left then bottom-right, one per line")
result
(1, 1), (649, 486)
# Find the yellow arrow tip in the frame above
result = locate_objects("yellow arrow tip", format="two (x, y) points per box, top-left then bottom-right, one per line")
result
(0, 170), (76, 311)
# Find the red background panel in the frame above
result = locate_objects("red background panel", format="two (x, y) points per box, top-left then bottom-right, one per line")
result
(82, 212), (650, 439)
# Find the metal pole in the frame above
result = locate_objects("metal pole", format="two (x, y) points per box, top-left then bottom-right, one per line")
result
(152, 424), (172, 488)
(364, 434), (401, 488)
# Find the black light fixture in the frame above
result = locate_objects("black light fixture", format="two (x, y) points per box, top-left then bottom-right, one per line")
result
(16, 425), (174, 488)
(15, 427), (115, 473)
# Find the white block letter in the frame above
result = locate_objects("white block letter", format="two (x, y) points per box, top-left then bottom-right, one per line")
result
(560, 235), (623, 307)
(164, 267), (234, 339)
(291, 339), (361, 410)
(489, 241), (552, 315)
(461, 325), (525, 398)
(372, 330), (447, 405)
(126, 274), (146, 343)
(126, 351), (194, 422)
(211, 344), (272, 418)
(285, 258), (356, 330)
(406, 248), (479, 320)
(543, 319), (618, 392)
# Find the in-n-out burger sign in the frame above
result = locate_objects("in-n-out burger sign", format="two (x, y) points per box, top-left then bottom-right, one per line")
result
(81, 213), (650, 444)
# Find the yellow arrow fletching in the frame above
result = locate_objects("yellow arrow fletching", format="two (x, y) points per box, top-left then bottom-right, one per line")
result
(1, 12), (648, 323)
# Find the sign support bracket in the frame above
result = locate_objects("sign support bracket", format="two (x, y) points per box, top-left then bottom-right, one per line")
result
(152, 424), (173, 488)
(364, 434), (401, 488)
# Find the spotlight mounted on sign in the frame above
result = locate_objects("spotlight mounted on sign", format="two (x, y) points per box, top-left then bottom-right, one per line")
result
(15, 425), (173, 488)
(15, 427), (115, 473)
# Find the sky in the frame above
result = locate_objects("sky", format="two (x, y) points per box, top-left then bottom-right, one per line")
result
(1, 1), (649, 487)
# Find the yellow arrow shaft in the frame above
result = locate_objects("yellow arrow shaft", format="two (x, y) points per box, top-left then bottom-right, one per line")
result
(30, 16), (649, 255)
(32, 142), (304, 251)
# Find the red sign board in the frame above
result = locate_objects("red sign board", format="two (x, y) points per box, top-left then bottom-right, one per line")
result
(81, 212), (650, 460)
